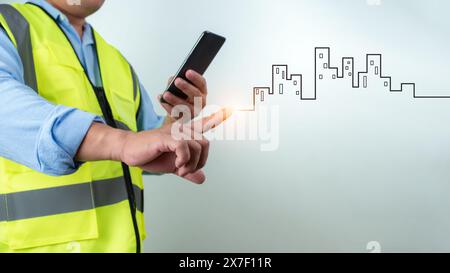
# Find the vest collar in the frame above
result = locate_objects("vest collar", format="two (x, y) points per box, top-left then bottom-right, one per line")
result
(27, 0), (68, 23)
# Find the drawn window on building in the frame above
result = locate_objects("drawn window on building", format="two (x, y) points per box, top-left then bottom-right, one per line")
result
(261, 91), (265, 102)
(282, 71), (285, 79)
(276, 68), (280, 74)
(345, 66), (349, 70)
(294, 80), (298, 86)
(347, 60), (351, 65)
(323, 63), (328, 69)
(279, 84), (284, 94)
(319, 53), (324, 59)
(296, 91), (300, 95)
(348, 72), (352, 77)
(384, 81), (389, 87)
(255, 88), (260, 95)
(332, 74), (336, 79)
(363, 76), (368, 88)
(370, 60), (375, 66)
(319, 74), (323, 80)
(375, 66), (379, 75)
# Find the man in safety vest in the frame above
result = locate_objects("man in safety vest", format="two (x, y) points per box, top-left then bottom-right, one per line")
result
(0, 0), (229, 253)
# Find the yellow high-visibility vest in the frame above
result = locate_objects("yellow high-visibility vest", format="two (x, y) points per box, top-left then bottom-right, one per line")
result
(0, 3), (146, 253)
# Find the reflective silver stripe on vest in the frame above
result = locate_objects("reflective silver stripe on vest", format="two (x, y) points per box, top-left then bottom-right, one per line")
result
(0, 177), (143, 222)
(0, 4), (38, 91)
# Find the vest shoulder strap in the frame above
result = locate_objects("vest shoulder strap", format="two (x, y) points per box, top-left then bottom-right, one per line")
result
(93, 30), (141, 107)
(0, 12), (16, 46)
(0, 4), (38, 92)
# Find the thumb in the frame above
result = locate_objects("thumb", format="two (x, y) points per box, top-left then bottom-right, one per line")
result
(178, 169), (206, 184)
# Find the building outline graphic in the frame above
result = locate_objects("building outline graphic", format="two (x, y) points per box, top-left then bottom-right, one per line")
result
(239, 47), (450, 111)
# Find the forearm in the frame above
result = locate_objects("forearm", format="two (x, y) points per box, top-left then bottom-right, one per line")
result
(76, 122), (132, 162)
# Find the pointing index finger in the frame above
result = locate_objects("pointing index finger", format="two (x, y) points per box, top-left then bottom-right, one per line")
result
(192, 107), (233, 133)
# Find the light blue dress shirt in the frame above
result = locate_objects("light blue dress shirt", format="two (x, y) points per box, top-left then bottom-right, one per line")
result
(0, 0), (164, 176)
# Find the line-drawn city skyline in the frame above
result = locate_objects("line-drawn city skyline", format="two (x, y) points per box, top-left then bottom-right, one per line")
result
(239, 47), (450, 111)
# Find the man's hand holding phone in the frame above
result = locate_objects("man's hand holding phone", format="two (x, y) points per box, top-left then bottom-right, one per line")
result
(158, 31), (225, 122)
(159, 70), (207, 120)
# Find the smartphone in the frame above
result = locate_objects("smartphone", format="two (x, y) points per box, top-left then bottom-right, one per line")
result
(161, 31), (226, 103)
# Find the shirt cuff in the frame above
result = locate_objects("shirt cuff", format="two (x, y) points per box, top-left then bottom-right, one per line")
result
(36, 105), (104, 176)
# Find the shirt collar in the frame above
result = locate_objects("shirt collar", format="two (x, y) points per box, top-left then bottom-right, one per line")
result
(27, 0), (94, 46)
(82, 24), (94, 47)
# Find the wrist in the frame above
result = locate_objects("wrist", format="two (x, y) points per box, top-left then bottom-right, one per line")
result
(76, 122), (135, 163)
(110, 128), (134, 162)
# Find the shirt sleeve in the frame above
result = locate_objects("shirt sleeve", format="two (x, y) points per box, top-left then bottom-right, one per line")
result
(0, 28), (102, 176)
(136, 81), (165, 132)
